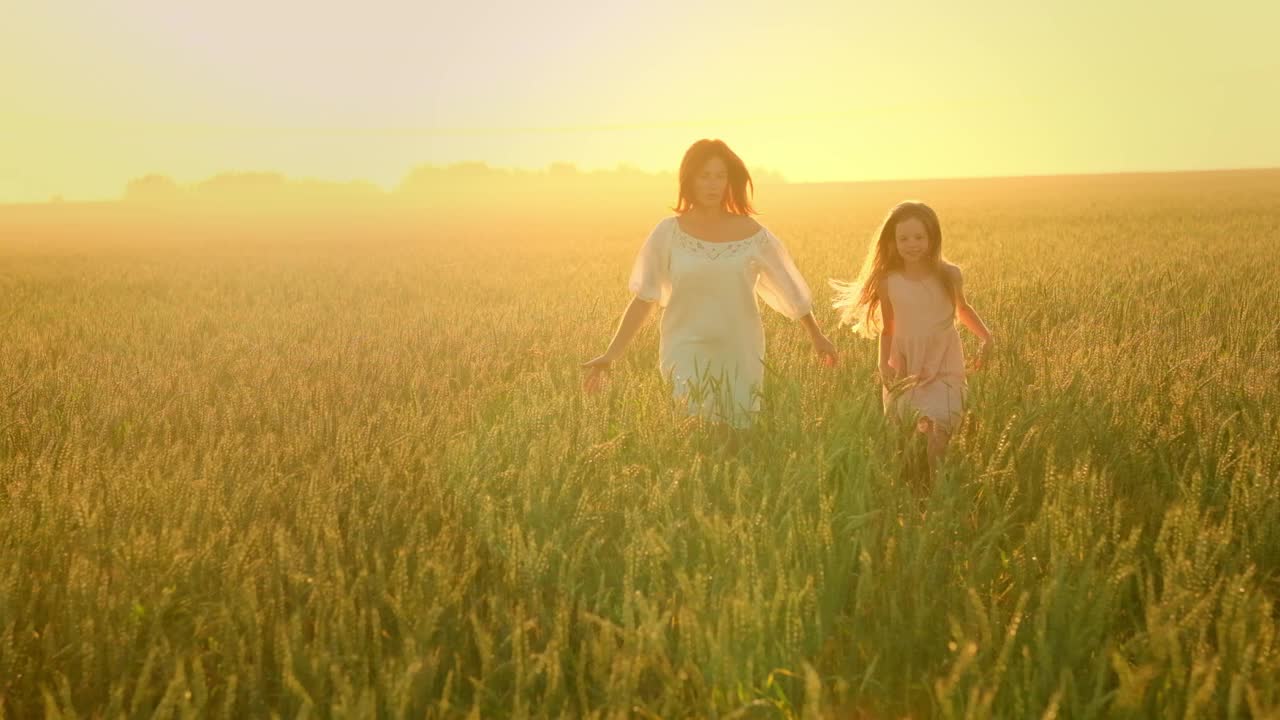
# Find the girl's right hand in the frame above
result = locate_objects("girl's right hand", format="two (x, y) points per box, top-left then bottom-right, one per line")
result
(971, 337), (995, 371)
(878, 362), (897, 387)
(580, 353), (615, 394)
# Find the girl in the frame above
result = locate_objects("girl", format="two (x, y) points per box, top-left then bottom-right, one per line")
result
(581, 139), (837, 429)
(831, 201), (993, 471)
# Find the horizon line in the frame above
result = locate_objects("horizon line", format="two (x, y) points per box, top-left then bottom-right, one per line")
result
(3, 164), (1278, 208)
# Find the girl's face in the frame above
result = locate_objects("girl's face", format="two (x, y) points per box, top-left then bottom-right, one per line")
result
(694, 156), (729, 208)
(894, 217), (930, 264)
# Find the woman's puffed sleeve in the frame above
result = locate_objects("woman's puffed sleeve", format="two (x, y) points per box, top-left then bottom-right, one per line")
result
(754, 229), (814, 320)
(628, 218), (673, 306)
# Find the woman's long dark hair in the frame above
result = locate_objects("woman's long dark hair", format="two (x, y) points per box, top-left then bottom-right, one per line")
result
(673, 139), (756, 215)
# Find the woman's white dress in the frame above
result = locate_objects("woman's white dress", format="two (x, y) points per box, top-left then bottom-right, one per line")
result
(628, 216), (813, 427)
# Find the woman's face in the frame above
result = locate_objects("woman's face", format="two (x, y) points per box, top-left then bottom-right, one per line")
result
(894, 217), (930, 263)
(693, 156), (729, 208)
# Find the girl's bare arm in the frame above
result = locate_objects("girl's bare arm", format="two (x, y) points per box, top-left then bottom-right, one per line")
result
(946, 265), (994, 368)
(878, 281), (896, 384)
(947, 266), (992, 344)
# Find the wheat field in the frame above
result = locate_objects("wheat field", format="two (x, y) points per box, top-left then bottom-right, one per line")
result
(2, 170), (1279, 718)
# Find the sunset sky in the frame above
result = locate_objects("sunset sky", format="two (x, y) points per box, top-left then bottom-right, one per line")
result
(3, 0), (1277, 202)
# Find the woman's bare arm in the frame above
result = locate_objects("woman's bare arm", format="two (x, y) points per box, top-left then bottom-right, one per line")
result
(581, 296), (656, 391)
(799, 313), (838, 364)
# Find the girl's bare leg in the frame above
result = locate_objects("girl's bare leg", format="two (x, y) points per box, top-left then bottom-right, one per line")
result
(924, 420), (951, 476)
(896, 416), (927, 496)
(912, 416), (952, 484)
(713, 422), (749, 455)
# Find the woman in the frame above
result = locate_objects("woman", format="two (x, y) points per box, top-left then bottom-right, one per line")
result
(581, 139), (837, 428)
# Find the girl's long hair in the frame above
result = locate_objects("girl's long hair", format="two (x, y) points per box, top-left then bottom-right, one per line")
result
(830, 201), (955, 337)
(673, 139), (756, 215)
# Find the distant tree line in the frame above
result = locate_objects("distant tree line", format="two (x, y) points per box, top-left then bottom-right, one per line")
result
(122, 163), (787, 208)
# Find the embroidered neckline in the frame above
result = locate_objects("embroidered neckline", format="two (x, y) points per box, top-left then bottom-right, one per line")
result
(672, 219), (767, 259)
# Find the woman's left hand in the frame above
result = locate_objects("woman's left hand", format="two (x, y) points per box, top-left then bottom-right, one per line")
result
(580, 353), (615, 393)
(812, 334), (838, 367)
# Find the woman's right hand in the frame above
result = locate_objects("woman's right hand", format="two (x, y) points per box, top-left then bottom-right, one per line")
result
(580, 353), (616, 394)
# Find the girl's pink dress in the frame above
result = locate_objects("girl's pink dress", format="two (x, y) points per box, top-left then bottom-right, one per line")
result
(883, 270), (967, 431)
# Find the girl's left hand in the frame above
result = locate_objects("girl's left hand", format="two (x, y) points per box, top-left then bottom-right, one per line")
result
(812, 334), (838, 367)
